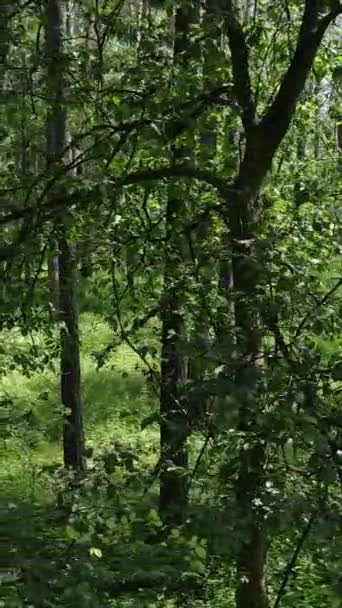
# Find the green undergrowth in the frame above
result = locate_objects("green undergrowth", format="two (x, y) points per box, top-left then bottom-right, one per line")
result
(1, 314), (335, 607)
(0, 313), (158, 503)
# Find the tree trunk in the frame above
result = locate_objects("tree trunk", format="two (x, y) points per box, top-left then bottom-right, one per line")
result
(159, 1), (199, 525)
(45, 0), (84, 471)
(185, 0), (223, 434)
(227, 187), (267, 608)
(159, 233), (188, 524)
(59, 227), (84, 469)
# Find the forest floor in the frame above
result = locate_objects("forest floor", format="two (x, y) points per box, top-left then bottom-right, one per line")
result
(0, 315), (163, 605)
(0, 315), (330, 607)
(1, 313), (158, 504)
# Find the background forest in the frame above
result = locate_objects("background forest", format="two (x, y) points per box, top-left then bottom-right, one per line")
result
(0, 1), (342, 607)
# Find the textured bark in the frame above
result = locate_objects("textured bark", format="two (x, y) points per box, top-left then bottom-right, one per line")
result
(185, 0), (222, 433)
(45, 0), (84, 471)
(228, 187), (267, 608)
(159, 172), (190, 524)
(159, 248), (188, 524)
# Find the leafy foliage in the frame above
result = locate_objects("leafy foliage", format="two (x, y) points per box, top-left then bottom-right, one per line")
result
(1, 1), (342, 607)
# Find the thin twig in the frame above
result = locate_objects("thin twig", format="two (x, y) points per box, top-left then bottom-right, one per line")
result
(295, 277), (342, 338)
(273, 512), (315, 608)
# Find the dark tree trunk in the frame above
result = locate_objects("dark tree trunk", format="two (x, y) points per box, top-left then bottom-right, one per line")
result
(228, 188), (268, 608)
(45, 0), (85, 471)
(159, 244), (188, 523)
(59, 227), (84, 470)
(159, 1), (199, 525)
(338, 121), (342, 152)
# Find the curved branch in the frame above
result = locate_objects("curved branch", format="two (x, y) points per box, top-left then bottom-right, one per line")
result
(0, 164), (226, 227)
(0, 165), (227, 261)
(236, 0), (341, 193)
(273, 512), (315, 608)
(221, 0), (256, 132)
(116, 164), (227, 193)
(260, 0), (340, 151)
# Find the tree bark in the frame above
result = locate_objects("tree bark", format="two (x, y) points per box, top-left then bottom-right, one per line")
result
(59, 227), (84, 470)
(45, 0), (85, 471)
(159, 0), (199, 526)
(227, 186), (267, 608)
(159, 230), (189, 524)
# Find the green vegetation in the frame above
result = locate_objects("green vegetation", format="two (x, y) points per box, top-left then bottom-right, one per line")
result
(1, 315), (156, 498)
(1, 1), (342, 607)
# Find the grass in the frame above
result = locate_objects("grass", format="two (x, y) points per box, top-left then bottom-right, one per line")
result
(0, 313), (168, 607)
(0, 313), (158, 503)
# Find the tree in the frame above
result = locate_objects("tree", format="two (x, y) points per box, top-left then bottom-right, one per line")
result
(218, 3), (342, 607)
(159, 0), (201, 526)
(0, 1), (341, 606)
(45, 0), (84, 471)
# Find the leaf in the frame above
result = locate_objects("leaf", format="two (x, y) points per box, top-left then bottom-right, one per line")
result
(65, 525), (78, 540)
(89, 547), (102, 558)
(193, 544), (207, 560)
(190, 559), (206, 573)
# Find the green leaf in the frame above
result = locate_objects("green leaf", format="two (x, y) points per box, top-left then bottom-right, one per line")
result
(193, 544), (207, 560)
(65, 525), (78, 540)
(89, 547), (102, 558)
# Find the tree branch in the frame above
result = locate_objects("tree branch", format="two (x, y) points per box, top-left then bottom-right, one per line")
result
(116, 164), (227, 193)
(221, 0), (256, 132)
(236, 0), (341, 193)
(0, 165), (227, 261)
(273, 512), (315, 608)
(0, 164), (226, 228)
(295, 277), (342, 338)
(260, 0), (340, 152)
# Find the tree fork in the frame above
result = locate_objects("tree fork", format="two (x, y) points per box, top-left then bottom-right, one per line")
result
(221, 3), (341, 608)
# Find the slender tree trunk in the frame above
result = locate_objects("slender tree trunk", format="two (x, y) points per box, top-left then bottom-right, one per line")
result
(159, 220), (189, 524)
(59, 227), (84, 469)
(45, 0), (84, 471)
(337, 118), (342, 151)
(186, 0), (222, 433)
(228, 185), (267, 608)
(159, 1), (199, 525)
